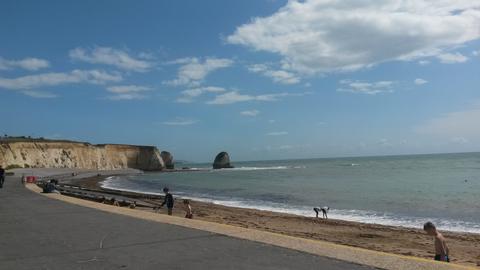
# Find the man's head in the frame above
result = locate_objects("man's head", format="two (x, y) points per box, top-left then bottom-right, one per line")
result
(423, 221), (437, 235)
(163, 187), (169, 194)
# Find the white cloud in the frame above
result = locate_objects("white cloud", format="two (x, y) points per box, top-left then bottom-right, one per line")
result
(473, 50), (480, 56)
(0, 57), (50, 71)
(378, 138), (393, 147)
(176, 86), (226, 103)
(268, 119), (276, 124)
(207, 91), (254, 105)
(105, 85), (151, 100)
(418, 60), (430, 65)
(257, 144), (305, 152)
(161, 118), (197, 126)
(21, 90), (57, 98)
(248, 64), (300, 84)
(451, 137), (469, 144)
(165, 57), (234, 86)
(414, 78), (428, 85)
(266, 131), (288, 136)
(240, 109), (260, 117)
(69, 47), (153, 72)
(106, 93), (146, 100)
(0, 69), (122, 90)
(416, 102), (480, 138)
(207, 91), (307, 105)
(436, 52), (469, 63)
(337, 80), (394, 95)
(227, 0), (480, 74)
(106, 85), (151, 94)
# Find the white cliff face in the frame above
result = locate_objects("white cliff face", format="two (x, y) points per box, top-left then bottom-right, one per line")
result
(0, 141), (165, 171)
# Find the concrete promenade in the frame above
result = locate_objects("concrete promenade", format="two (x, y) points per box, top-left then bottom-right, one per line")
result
(0, 175), (374, 270)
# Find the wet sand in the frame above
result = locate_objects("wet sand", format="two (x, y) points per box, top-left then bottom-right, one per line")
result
(66, 175), (480, 267)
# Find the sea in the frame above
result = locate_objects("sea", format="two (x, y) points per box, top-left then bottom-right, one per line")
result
(101, 152), (480, 234)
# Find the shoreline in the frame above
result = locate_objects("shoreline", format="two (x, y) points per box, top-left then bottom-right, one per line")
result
(61, 172), (480, 267)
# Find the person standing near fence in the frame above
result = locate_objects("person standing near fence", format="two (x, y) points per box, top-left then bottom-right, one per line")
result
(0, 165), (5, 188)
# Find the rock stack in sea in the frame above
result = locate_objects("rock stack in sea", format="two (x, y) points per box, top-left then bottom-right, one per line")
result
(213, 151), (234, 169)
(160, 151), (174, 169)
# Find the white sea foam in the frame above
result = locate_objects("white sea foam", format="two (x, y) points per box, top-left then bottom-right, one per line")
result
(100, 179), (480, 234)
(213, 165), (305, 171)
(189, 197), (480, 234)
(155, 166), (303, 172)
(217, 166), (288, 171)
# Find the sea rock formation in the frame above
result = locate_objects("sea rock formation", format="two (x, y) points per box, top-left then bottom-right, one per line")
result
(213, 151), (234, 169)
(0, 139), (165, 171)
(160, 151), (174, 169)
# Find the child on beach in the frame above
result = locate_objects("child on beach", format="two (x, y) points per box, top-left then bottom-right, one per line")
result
(160, 187), (174, 215)
(423, 222), (450, 262)
(183, 199), (193, 219)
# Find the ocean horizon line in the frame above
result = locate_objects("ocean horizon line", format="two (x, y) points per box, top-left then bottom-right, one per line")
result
(185, 150), (480, 165)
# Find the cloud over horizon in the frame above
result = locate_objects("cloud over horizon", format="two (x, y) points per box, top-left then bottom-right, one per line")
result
(69, 47), (154, 72)
(228, 0), (480, 74)
(106, 85), (151, 100)
(414, 78), (429, 85)
(266, 131), (288, 136)
(416, 102), (480, 140)
(165, 57), (234, 86)
(0, 57), (50, 71)
(240, 109), (260, 117)
(337, 80), (395, 95)
(21, 90), (57, 98)
(436, 52), (469, 64)
(176, 86), (226, 103)
(207, 91), (308, 105)
(0, 69), (122, 90)
(247, 63), (300, 84)
(161, 118), (198, 126)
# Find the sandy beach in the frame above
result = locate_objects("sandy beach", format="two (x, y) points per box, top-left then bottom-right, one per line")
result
(64, 173), (480, 267)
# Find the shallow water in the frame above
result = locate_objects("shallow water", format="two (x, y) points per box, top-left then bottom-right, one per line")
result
(102, 152), (480, 233)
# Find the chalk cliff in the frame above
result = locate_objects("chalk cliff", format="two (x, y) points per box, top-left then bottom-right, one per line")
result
(160, 151), (174, 169)
(0, 140), (165, 171)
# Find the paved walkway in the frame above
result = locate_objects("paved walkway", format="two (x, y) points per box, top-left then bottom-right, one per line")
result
(0, 176), (373, 270)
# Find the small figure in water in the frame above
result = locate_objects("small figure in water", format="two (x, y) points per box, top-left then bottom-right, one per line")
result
(160, 187), (174, 215)
(313, 206), (329, 219)
(423, 221), (450, 262)
(183, 199), (193, 219)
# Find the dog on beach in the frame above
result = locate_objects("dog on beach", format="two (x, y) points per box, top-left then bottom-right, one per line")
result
(313, 206), (329, 219)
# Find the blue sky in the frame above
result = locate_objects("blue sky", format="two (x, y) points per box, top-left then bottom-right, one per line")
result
(1, 0), (480, 162)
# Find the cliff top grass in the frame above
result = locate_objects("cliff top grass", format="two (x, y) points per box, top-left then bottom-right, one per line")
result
(0, 136), (157, 149)
(0, 136), (89, 144)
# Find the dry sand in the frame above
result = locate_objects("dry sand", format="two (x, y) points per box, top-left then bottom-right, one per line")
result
(66, 175), (480, 268)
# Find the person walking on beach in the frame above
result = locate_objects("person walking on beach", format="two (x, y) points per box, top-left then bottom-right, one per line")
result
(313, 206), (329, 219)
(423, 222), (450, 262)
(160, 187), (174, 215)
(183, 199), (193, 219)
(0, 165), (5, 188)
